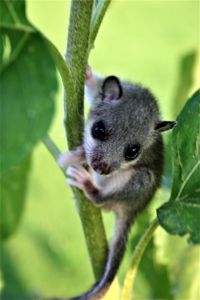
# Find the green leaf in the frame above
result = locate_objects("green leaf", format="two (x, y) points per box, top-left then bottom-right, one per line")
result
(0, 0), (29, 26)
(157, 90), (200, 244)
(0, 0), (58, 173)
(0, 34), (4, 61)
(164, 50), (198, 183)
(172, 50), (197, 118)
(0, 156), (31, 239)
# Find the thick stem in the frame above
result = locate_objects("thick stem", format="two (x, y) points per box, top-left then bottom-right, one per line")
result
(65, 0), (91, 149)
(64, 0), (108, 280)
(121, 218), (159, 300)
(42, 132), (108, 284)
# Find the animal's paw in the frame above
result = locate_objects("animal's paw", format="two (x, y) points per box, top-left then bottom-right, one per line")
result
(57, 152), (72, 168)
(66, 166), (93, 190)
(66, 166), (100, 201)
(58, 147), (85, 168)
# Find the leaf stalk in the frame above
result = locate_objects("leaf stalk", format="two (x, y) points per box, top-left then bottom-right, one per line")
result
(121, 218), (159, 300)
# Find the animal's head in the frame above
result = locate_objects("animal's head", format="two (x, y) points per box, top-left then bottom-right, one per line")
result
(84, 76), (176, 175)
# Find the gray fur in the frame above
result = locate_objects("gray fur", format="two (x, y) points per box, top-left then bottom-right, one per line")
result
(59, 68), (175, 300)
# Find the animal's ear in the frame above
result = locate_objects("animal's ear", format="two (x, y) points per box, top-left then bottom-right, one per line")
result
(155, 121), (176, 132)
(102, 76), (123, 101)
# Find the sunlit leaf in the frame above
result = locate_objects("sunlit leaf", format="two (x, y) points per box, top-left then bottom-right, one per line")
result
(157, 90), (200, 244)
(164, 50), (198, 184)
(0, 0), (58, 173)
(172, 51), (197, 118)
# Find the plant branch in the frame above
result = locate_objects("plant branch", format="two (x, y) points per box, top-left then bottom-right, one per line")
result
(42, 135), (67, 177)
(63, 0), (108, 280)
(46, 39), (74, 103)
(121, 218), (159, 300)
(89, 0), (111, 51)
(42, 135), (61, 161)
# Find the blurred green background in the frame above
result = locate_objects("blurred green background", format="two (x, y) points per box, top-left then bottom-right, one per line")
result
(1, 0), (199, 299)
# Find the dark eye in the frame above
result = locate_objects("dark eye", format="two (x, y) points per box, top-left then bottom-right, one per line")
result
(124, 144), (140, 161)
(91, 121), (107, 141)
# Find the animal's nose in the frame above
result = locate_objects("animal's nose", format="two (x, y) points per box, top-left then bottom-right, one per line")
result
(91, 160), (110, 175)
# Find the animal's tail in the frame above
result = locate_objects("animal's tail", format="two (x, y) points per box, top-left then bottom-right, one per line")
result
(71, 214), (132, 300)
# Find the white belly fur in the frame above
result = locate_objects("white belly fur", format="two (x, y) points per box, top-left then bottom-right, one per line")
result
(92, 168), (134, 196)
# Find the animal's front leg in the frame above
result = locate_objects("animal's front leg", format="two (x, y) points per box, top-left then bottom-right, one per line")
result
(66, 166), (102, 205)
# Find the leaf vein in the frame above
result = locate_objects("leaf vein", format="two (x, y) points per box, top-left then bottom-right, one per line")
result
(3, 0), (21, 25)
(0, 23), (35, 33)
(175, 160), (200, 201)
(177, 202), (200, 208)
(0, 32), (30, 75)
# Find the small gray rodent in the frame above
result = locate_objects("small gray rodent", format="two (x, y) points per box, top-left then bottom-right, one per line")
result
(58, 66), (176, 300)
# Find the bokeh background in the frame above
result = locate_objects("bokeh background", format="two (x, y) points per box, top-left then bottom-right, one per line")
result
(1, 0), (199, 299)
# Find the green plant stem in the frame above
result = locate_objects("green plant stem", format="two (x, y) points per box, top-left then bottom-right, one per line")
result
(121, 218), (159, 300)
(42, 134), (65, 163)
(46, 39), (74, 105)
(64, 0), (108, 280)
(89, 0), (111, 51)
(65, 0), (91, 149)
(42, 135), (61, 161)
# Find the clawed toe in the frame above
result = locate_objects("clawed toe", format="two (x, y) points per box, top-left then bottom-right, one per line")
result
(65, 165), (100, 202)
(66, 178), (83, 189)
(66, 166), (93, 192)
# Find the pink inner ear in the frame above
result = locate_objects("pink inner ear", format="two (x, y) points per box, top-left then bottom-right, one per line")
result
(105, 91), (118, 101)
(102, 76), (123, 101)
